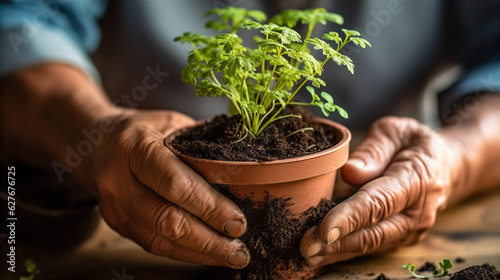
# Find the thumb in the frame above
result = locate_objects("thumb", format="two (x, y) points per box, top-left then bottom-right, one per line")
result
(341, 117), (411, 186)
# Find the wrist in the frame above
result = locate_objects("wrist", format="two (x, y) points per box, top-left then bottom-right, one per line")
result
(1, 63), (122, 194)
(439, 95), (500, 205)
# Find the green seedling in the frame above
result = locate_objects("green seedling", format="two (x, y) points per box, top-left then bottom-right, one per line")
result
(20, 259), (39, 280)
(175, 7), (370, 138)
(402, 259), (453, 278)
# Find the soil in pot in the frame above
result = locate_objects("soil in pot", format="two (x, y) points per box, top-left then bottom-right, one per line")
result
(202, 187), (335, 280)
(171, 107), (338, 161)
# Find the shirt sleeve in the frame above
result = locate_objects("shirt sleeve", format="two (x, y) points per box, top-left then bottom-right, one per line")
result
(437, 0), (500, 121)
(0, 0), (107, 81)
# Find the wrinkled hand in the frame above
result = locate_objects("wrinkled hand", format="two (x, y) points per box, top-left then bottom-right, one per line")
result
(91, 109), (250, 268)
(300, 116), (463, 266)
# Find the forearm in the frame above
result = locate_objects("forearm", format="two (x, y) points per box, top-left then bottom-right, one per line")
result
(0, 63), (122, 192)
(441, 94), (500, 205)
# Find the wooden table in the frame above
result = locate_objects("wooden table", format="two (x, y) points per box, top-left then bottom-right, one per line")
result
(2, 190), (499, 280)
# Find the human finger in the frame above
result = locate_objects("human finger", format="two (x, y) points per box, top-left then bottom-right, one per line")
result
(119, 178), (250, 268)
(318, 170), (414, 246)
(302, 213), (428, 267)
(128, 136), (247, 238)
(341, 117), (419, 186)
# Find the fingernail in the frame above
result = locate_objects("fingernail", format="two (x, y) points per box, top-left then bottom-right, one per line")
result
(223, 219), (245, 237)
(325, 227), (341, 245)
(347, 158), (365, 169)
(226, 248), (248, 268)
(305, 242), (323, 258)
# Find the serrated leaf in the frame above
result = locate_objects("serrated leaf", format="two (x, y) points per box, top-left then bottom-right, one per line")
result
(350, 37), (372, 48)
(342, 28), (361, 37)
(323, 31), (342, 45)
(181, 68), (197, 86)
(206, 20), (230, 31)
(242, 20), (263, 30)
(195, 80), (224, 97)
(305, 38), (336, 57)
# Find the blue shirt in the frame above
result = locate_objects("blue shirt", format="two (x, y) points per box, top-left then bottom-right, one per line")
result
(1, 0), (499, 128)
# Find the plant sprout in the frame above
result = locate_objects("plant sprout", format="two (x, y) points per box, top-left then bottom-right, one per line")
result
(175, 7), (371, 138)
(402, 259), (454, 278)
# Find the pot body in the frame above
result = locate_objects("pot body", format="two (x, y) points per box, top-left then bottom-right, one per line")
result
(165, 118), (350, 214)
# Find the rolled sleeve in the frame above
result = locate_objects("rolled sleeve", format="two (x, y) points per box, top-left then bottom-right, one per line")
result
(1, 25), (100, 80)
(438, 61), (500, 118)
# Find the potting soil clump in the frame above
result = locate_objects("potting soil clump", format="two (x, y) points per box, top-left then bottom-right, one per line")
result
(171, 107), (338, 162)
(207, 187), (336, 280)
(450, 263), (499, 280)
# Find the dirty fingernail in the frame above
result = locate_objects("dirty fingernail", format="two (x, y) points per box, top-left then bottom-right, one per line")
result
(226, 248), (248, 268)
(224, 219), (245, 237)
(305, 242), (323, 258)
(325, 227), (341, 245)
(347, 158), (365, 169)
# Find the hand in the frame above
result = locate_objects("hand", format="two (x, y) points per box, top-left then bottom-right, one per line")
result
(300, 116), (463, 266)
(91, 109), (250, 268)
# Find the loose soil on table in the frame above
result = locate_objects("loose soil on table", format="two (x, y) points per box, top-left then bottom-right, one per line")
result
(373, 274), (389, 280)
(171, 107), (338, 162)
(450, 263), (499, 280)
(204, 187), (336, 280)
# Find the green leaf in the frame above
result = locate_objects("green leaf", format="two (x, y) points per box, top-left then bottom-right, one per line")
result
(331, 54), (355, 74)
(323, 31), (342, 45)
(246, 10), (267, 22)
(349, 37), (372, 48)
(269, 9), (302, 28)
(336, 105), (349, 119)
(206, 20), (230, 31)
(181, 67), (197, 86)
(305, 38), (336, 57)
(195, 80), (223, 97)
(215, 33), (243, 53)
(306, 86), (320, 101)
(25, 259), (37, 274)
(435, 259), (453, 277)
(242, 101), (266, 114)
(402, 259), (453, 279)
(321, 91), (333, 104)
(342, 28), (361, 37)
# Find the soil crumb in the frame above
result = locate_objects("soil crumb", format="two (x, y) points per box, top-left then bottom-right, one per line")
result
(417, 261), (437, 272)
(206, 187), (336, 280)
(450, 263), (499, 280)
(374, 273), (389, 280)
(171, 107), (338, 162)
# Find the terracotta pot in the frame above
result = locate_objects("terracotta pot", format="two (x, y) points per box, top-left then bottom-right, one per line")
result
(165, 117), (351, 279)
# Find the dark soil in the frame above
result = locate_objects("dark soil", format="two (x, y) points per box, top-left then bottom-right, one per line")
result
(373, 273), (389, 280)
(417, 261), (437, 273)
(450, 263), (499, 280)
(171, 107), (338, 162)
(206, 186), (336, 280)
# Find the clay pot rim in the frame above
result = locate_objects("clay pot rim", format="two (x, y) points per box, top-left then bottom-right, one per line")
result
(165, 117), (351, 185)
(165, 117), (350, 166)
